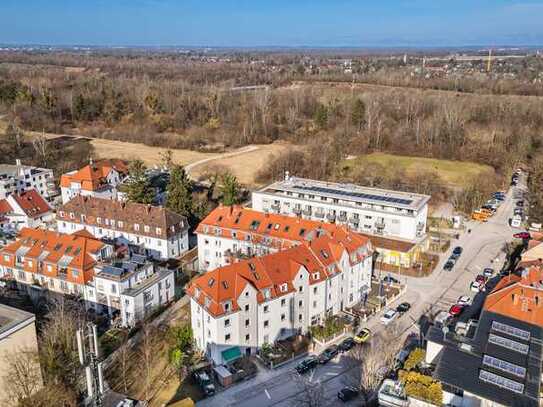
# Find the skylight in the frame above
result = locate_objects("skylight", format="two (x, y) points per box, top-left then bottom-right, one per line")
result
(479, 369), (524, 394)
(488, 334), (529, 355)
(482, 355), (526, 378)
(208, 278), (215, 287)
(250, 220), (260, 230)
(491, 321), (530, 341)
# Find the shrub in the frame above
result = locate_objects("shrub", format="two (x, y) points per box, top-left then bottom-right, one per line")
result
(403, 348), (425, 371)
(399, 371), (443, 406)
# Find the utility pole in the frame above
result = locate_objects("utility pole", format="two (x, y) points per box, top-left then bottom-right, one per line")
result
(77, 323), (105, 407)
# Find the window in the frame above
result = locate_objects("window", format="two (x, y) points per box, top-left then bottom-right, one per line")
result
(313, 287), (318, 294)
(281, 299), (286, 307)
(47, 264), (52, 272)
(111, 284), (117, 294)
(245, 319), (250, 327)
(298, 286), (303, 293)
(224, 319), (230, 327)
(281, 314), (286, 321)
(134, 224), (140, 231)
(280, 283), (288, 292)
(298, 314), (303, 322)
(72, 269), (79, 278)
(97, 217), (101, 224)
(479, 369), (524, 394)
(312, 272), (320, 280)
(245, 334), (250, 341)
(69, 212), (75, 219)
(482, 355), (526, 378)
(245, 304), (249, 311)
(225, 334), (231, 342)
(263, 305), (269, 313)
(491, 321), (530, 341)
(156, 227), (161, 235)
(488, 334), (529, 354)
(264, 320), (269, 328)
(313, 301), (317, 308)
(144, 225), (150, 233)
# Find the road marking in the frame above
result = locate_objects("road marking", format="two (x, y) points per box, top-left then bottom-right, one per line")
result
(264, 389), (271, 400)
(309, 367), (316, 383)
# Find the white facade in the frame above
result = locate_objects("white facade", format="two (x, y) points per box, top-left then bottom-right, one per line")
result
(93, 264), (175, 327)
(57, 219), (189, 260)
(191, 252), (372, 365)
(60, 168), (121, 204)
(0, 160), (57, 202)
(252, 177), (429, 242)
(0, 194), (54, 232)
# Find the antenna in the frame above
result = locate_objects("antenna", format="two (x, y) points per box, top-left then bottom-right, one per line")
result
(77, 322), (105, 406)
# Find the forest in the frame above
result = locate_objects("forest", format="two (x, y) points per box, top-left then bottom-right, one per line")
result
(1, 50), (542, 215)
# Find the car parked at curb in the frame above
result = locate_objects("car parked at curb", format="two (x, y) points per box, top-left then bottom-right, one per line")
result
(380, 309), (398, 325)
(483, 268), (494, 277)
(338, 337), (356, 353)
(295, 355), (318, 374)
(194, 371), (216, 396)
(396, 302), (411, 313)
(318, 345), (339, 364)
(443, 260), (455, 271)
(514, 232), (530, 240)
(353, 328), (371, 344)
(470, 281), (485, 292)
(338, 386), (359, 402)
(449, 304), (465, 317)
(382, 275), (400, 285)
(457, 296), (472, 306)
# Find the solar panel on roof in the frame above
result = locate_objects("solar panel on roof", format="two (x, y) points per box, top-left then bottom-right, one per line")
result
(294, 185), (413, 206)
(102, 265), (124, 277)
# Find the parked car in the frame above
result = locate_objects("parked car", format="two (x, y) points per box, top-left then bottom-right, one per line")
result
(457, 295), (472, 306)
(443, 260), (455, 271)
(514, 208), (523, 216)
(382, 275), (400, 285)
(452, 246), (463, 256)
(338, 386), (359, 402)
(394, 348), (411, 370)
(483, 267), (494, 277)
(353, 328), (371, 344)
(516, 201), (524, 207)
(514, 231), (531, 240)
(470, 281), (485, 292)
(396, 302), (411, 313)
(338, 337), (356, 353)
(380, 309), (398, 326)
(194, 371), (216, 396)
(449, 304), (465, 317)
(295, 355), (318, 374)
(319, 345), (339, 364)
(475, 275), (487, 284)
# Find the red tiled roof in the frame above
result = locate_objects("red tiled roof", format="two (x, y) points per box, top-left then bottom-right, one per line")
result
(187, 228), (371, 317)
(10, 190), (51, 218)
(484, 266), (543, 326)
(60, 160), (128, 191)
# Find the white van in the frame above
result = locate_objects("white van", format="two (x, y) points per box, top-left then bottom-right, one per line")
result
(511, 215), (522, 228)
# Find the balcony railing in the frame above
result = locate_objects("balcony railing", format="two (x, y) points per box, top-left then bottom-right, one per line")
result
(271, 203), (281, 211)
(348, 216), (359, 225)
(326, 212), (336, 222)
(302, 208), (312, 216)
(314, 211), (325, 219)
(293, 207), (302, 215)
(338, 213), (347, 222)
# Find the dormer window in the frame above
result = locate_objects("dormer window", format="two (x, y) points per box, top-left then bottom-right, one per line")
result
(118, 221), (124, 228)
(280, 283), (288, 292)
(134, 223), (140, 231)
(144, 225), (150, 233)
(312, 272), (320, 280)
(204, 296), (211, 308)
(224, 301), (232, 312)
(195, 288), (200, 298)
(59, 211), (65, 217)
(156, 227), (161, 235)
(263, 288), (271, 299)
(69, 212), (74, 219)
(97, 217), (101, 224)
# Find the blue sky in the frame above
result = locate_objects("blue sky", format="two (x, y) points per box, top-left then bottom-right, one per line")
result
(1, 0), (543, 47)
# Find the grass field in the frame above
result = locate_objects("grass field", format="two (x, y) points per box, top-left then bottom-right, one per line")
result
(340, 152), (495, 188)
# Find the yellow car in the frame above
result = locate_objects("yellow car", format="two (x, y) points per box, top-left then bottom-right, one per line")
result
(353, 328), (371, 344)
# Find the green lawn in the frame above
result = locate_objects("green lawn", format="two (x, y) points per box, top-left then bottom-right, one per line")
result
(340, 152), (495, 188)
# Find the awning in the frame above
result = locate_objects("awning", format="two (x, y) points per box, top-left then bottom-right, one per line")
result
(221, 346), (242, 363)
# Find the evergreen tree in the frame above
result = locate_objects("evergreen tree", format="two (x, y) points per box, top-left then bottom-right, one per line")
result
(125, 160), (154, 204)
(220, 173), (241, 206)
(313, 104), (328, 129)
(166, 165), (193, 219)
(351, 98), (366, 131)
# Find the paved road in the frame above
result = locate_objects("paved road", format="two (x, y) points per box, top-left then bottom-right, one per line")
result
(198, 178), (525, 407)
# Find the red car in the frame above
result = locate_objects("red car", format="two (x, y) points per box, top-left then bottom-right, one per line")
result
(449, 304), (465, 317)
(475, 275), (487, 284)
(514, 232), (530, 240)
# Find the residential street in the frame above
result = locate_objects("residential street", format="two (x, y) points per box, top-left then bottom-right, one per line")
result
(198, 178), (525, 407)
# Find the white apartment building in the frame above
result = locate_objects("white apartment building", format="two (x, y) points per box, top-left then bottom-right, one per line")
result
(0, 189), (54, 232)
(187, 231), (372, 365)
(252, 175), (430, 243)
(93, 253), (175, 327)
(57, 196), (189, 259)
(197, 205), (343, 272)
(0, 159), (57, 202)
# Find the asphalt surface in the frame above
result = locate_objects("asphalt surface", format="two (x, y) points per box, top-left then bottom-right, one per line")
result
(197, 176), (526, 407)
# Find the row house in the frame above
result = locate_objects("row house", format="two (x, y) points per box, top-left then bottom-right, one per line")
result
(187, 230), (372, 365)
(196, 205), (340, 272)
(94, 252), (175, 327)
(57, 195), (189, 259)
(0, 228), (113, 299)
(0, 189), (54, 232)
(0, 159), (57, 202)
(252, 175), (431, 267)
(60, 159), (128, 204)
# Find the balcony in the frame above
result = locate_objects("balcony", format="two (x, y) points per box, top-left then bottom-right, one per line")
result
(270, 203), (281, 212)
(293, 207), (302, 216)
(302, 207), (312, 216)
(348, 216), (359, 226)
(326, 212), (336, 222)
(314, 210), (325, 219)
(58, 271), (68, 280)
(338, 213), (347, 222)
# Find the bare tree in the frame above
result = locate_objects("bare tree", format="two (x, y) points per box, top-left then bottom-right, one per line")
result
(140, 321), (156, 401)
(290, 373), (325, 407)
(118, 331), (132, 394)
(2, 348), (43, 406)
